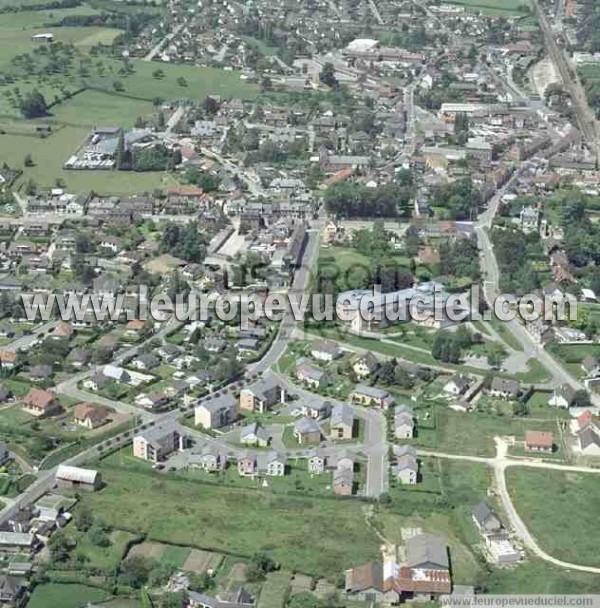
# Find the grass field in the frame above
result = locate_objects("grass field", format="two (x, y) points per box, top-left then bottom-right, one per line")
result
(506, 468), (600, 567)
(442, 0), (531, 15)
(27, 583), (109, 608)
(81, 467), (382, 579)
(411, 407), (559, 457)
(259, 571), (291, 608)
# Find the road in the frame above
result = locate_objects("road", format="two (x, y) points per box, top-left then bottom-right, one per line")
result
(143, 22), (186, 62)
(249, 223), (322, 374)
(474, 167), (600, 405)
(420, 439), (600, 574)
(5, 320), (57, 352)
(531, 0), (600, 163)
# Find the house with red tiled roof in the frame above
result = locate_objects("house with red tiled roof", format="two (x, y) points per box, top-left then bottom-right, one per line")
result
(0, 351), (17, 369)
(22, 388), (60, 417)
(525, 430), (554, 453)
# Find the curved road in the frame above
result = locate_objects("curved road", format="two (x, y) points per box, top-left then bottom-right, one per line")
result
(419, 440), (600, 574)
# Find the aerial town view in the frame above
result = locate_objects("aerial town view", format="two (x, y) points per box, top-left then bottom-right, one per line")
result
(0, 0), (599, 605)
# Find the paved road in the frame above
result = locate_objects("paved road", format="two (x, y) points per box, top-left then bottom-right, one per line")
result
(143, 22), (186, 62)
(249, 223), (322, 374)
(474, 167), (600, 405)
(5, 320), (57, 352)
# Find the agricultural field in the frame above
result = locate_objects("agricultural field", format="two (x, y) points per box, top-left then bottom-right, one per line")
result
(506, 468), (600, 568)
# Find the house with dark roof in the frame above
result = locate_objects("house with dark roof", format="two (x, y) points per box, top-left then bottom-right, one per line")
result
(548, 384), (575, 409)
(133, 423), (186, 462)
(581, 355), (600, 378)
(472, 501), (502, 534)
(489, 378), (521, 400)
(293, 417), (322, 444)
(239, 372), (285, 413)
(330, 403), (354, 440)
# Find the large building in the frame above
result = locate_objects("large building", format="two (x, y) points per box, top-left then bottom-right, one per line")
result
(56, 465), (102, 491)
(133, 423), (186, 462)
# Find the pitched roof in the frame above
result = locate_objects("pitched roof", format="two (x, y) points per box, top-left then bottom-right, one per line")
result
(331, 403), (354, 428)
(490, 377), (520, 396)
(346, 562), (384, 592)
(405, 534), (449, 570)
(525, 430), (554, 448)
(73, 403), (109, 423)
(23, 388), (55, 409)
(294, 416), (321, 435)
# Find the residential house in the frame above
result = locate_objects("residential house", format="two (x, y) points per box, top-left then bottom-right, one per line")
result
(344, 562), (399, 603)
(195, 393), (238, 429)
(73, 403), (109, 429)
(135, 391), (169, 411)
(259, 451), (287, 476)
(395, 534), (451, 598)
(0, 384), (11, 404)
(293, 417), (321, 444)
(188, 445), (228, 472)
(310, 340), (342, 362)
(133, 423), (186, 462)
(130, 353), (159, 371)
(333, 467), (353, 496)
(352, 353), (379, 379)
(548, 384), (575, 409)
(524, 430), (554, 453)
(125, 319), (147, 336)
(307, 448), (327, 474)
(28, 364), (53, 383)
(0, 351), (16, 370)
(443, 374), (470, 396)
(472, 501), (502, 534)
(0, 532), (37, 554)
(239, 373), (285, 413)
(237, 453), (257, 477)
(393, 445), (418, 485)
(240, 423), (270, 447)
(581, 356), (600, 378)
(51, 321), (74, 340)
(394, 405), (414, 439)
(0, 575), (24, 604)
(578, 426), (600, 456)
(56, 465), (102, 491)
(22, 388), (60, 417)
(302, 401), (332, 420)
(350, 384), (395, 409)
(66, 347), (92, 369)
(296, 361), (330, 389)
(330, 403), (354, 440)
(489, 378), (521, 400)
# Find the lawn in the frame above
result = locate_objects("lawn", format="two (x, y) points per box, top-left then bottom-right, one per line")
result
(50, 89), (156, 127)
(85, 59), (259, 102)
(506, 468), (600, 567)
(0, 123), (176, 194)
(27, 583), (110, 608)
(411, 407), (559, 457)
(81, 467), (382, 578)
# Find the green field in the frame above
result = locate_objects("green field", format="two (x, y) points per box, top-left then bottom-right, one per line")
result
(506, 468), (600, 567)
(80, 467), (382, 579)
(411, 407), (559, 457)
(27, 583), (110, 608)
(442, 0), (531, 15)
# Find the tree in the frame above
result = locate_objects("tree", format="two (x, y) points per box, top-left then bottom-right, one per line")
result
(486, 343), (506, 369)
(89, 522), (110, 547)
(113, 80), (124, 91)
(19, 90), (47, 118)
(24, 154), (34, 167)
(48, 532), (71, 563)
(156, 592), (188, 608)
(74, 505), (94, 532)
(119, 556), (155, 588)
(320, 62), (338, 88)
(176, 76), (188, 87)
